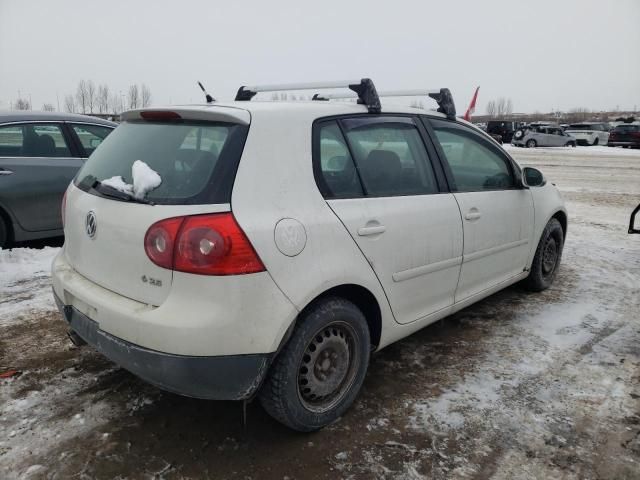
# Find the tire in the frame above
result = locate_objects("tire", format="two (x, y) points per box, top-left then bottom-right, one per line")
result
(0, 217), (9, 249)
(523, 218), (564, 292)
(526, 139), (537, 148)
(565, 141), (576, 148)
(259, 297), (371, 432)
(592, 137), (599, 146)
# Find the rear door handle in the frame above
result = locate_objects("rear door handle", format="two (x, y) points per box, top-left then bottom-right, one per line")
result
(464, 209), (481, 221)
(0, 168), (13, 176)
(358, 225), (386, 236)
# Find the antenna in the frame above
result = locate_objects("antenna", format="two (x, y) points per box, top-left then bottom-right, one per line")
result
(197, 81), (215, 103)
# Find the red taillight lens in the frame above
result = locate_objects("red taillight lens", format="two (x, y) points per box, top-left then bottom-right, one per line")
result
(144, 213), (265, 275)
(61, 190), (67, 228)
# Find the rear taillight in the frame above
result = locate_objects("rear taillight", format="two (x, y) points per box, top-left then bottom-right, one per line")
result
(632, 132), (640, 138)
(61, 190), (67, 228)
(144, 213), (265, 275)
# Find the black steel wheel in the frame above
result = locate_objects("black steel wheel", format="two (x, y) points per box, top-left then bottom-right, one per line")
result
(524, 218), (564, 291)
(259, 297), (370, 431)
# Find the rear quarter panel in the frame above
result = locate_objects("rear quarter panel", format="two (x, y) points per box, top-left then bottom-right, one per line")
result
(231, 109), (397, 349)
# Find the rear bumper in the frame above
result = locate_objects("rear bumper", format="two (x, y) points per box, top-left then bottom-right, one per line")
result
(608, 141), (639, 147)
(54, 291), (271, 400)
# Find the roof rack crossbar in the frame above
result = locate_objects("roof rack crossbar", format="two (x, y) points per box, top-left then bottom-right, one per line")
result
(235, 78), (381, 113)
(317, 88), (457, 120)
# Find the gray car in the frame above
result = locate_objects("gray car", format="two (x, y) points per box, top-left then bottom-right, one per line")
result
(0, 111), (116, 247)
(511, 126), (577, 148)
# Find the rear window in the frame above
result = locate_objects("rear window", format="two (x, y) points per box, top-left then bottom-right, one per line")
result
(568, 124), (598, 130)
(74, 121), (248, 205)
(613, 125), (639, 133)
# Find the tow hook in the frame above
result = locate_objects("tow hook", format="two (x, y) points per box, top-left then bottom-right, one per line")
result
(67, 329), (87, 347)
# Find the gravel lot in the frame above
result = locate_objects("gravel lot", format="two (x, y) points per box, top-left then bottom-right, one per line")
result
(1, 146), (639, 480)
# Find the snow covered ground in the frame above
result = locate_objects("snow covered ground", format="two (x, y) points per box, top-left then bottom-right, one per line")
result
(1, 147), (639, 479)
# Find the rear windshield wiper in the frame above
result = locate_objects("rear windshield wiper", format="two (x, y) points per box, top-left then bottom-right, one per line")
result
(89, 180), (155, 205)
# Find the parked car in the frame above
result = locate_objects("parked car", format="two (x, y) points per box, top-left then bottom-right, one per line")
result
(512, 126), (577, 148)
(52, 79), (567, 431)
(0, 111), (116, 248)
(564, 123), (609, 146)
(608, 123), (640, 148)
(486, 120), (524, 144)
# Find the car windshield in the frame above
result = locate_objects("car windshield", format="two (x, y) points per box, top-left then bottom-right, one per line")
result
(74, 120), (249, 205)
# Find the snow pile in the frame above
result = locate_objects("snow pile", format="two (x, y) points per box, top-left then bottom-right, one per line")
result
(102, 160), (161, 200)
(0, 247), (58, 289)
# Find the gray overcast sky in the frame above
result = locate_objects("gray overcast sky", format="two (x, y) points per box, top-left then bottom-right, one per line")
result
(1, 0), (639, 114)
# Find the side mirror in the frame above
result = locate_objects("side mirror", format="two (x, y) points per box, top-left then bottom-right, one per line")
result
(522, 167), (546, 188)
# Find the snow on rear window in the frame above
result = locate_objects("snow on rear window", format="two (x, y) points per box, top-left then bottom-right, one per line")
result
(74, 121), (248, 205)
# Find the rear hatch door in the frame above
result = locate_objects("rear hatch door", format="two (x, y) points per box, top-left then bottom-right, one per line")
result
(64, 107), (250, 306)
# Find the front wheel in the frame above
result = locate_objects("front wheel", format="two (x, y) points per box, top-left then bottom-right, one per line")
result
(592, 137), (599, 146)
(526, 139), (537, 148)
(565, 141), (576, 148)
(259, 297), (371, 431)
(523, 218), (564, 292)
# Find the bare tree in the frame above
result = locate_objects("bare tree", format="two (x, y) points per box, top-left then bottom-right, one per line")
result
(486, 100), (496, 117)
(86, 80), (96, 113)
(109, 93), (122, 114)
(97, 84), (110, 113)
(565, 107), (591, 123)
(506, 98), (513, 116)
(15, 98), (31, 110)
(76, 80), (89, 113)
(127, 84), (139, 109)
(42, 103), (55, 111)
(141, 84), (152, 107)
(64, 94), (76, 113)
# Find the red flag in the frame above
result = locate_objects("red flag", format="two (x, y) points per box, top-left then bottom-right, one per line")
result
(464, 86), (480, 121)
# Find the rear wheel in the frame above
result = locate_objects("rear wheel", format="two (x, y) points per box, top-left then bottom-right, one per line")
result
(565, 141), (576, 147)
(526, 139), (537, 148)
(259, 297), (370, 432)
(523, 218), (564, 292)
(0, 217), (9, 249)
(593, 137), (599, 146)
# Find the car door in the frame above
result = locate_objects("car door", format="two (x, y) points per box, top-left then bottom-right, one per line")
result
(315, 117), (463, 325)
(0, 122), (82, 232)
(425, 118), (534, 302)
(549, 128), (564, 146)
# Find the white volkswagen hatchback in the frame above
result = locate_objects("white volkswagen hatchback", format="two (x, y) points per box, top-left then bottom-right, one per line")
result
(52, 79), (567, 431)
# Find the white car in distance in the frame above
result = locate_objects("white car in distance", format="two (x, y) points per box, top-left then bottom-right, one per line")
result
(52, 79), (567, 431)
(564, 122), (610, 146)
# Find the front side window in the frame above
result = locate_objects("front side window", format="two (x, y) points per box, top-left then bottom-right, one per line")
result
(341, 118), (438, 197)
(430, 119), (516, 191)
(0, 123), (71, 157)
(71, 124), (113, 156)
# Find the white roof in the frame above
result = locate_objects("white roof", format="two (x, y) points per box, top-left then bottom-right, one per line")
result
(123, 100), (449, 123)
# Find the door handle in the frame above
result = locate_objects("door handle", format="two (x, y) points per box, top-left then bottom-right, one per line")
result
(464, 209), (481, 221)
(0, 168), (13, 176)
(358, 225), (386, 236)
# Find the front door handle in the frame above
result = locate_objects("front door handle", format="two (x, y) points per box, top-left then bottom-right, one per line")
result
(464, 208), (481, 221)
(0, 168), (13, 176)
(358, 225), (386, 236)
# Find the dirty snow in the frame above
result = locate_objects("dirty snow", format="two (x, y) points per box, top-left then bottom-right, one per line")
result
(1, 147), (639, 479)
(101, 160), (161, 200)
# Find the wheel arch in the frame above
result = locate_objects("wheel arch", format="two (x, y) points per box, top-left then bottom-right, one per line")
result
(295, 284), (382, 350)
(0, 203), (14, 245)
(551, 209), (568, 240)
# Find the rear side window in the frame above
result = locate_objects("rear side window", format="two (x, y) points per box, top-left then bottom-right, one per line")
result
(75, 121), (248, 205)
(341, 118), (438, 197)
(71, 124), (113, 156)
(614, 125), (639, 133)
(430, 119), (515, 191)
(315, 122), (364, 198)
(0, 123), (71, 158)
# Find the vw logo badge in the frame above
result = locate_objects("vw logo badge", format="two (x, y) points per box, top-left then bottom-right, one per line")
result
(85, 211), (97, 239)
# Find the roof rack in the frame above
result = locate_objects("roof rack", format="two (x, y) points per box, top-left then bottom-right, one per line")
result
(235, 79), (381, 113)
(317, 88), (457, 120)
(234, 79), (456, 119)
